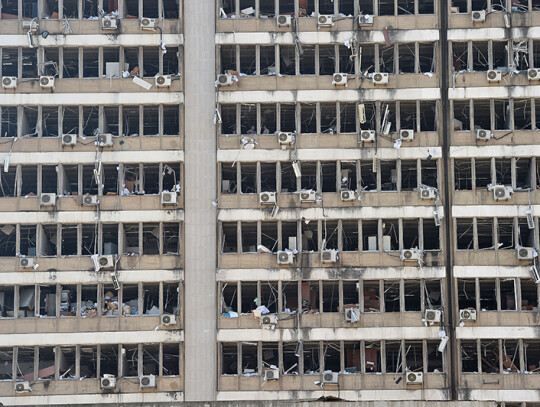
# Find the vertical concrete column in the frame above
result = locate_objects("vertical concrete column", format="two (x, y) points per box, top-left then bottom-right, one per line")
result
(183, 0), (217, 400)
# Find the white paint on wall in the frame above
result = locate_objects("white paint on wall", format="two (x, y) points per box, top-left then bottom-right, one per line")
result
(0, 150), (184, 164)
(454, 266), (530, 278)
(452, 205), (539, 218)
(1, 392), (184, 406)
(450, 145), (540, 158)
(0, 92), (183, 106)
(457, 326), (540, 339)
(449, 86), (540, 99)
(0, 34), (183, 47)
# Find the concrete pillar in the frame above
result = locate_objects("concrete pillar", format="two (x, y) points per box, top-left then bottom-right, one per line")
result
(183, 0), (217, 400)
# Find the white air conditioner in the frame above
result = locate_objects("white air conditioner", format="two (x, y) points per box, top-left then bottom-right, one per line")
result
(139, 374), (156, 388)
(517, 246), (535, 260)
(261, 314), (278, 325)
(22, 20), (38, 33)
(358, 14), (374, 26)
(332, 73), (348, 86)
(161, 191), (177, 205)
(321, 249), (338, 263)
(265, 369), (280, 380)
(476, 129), (491, 141)
(317, 14), (333, 27)
(487, 69), (501, 82)
(493, 185), (512, 201)
(39, 76), (55, 88)
(83, 194), (99, 206)
(96, 255), (114, 270)
(19, 257), (35, 268)
(528, 68), (540, 81)
(400, 129), (414, 141)
(277, 250), (294, 265)
(277, 15), (291, 27)
(471, 10), (486, 22)
(259, 191), (276, 204)
(161, 314), (176, 325)
(322, 372), (338, 384)
(278, 132), (295, 145)
(2, 76), (17, 88)
(62, 134), (77, 146)
(299, 189), (316, 202)
(340, 190), (355, 201)
(96, 133), (114, 147)
(345, 307), (360, 322)
(101, 18), (118, 29)
(401, 249), (419, 262)
(360, 130), (375, 142)
(406, 372), (423, 384)
(530, 265), (540, 283)
(100, 374), (116, 389)
(419, 187), (436, 200)
(155, 74), (172, 87)
(372, 72), (389, 85)
(424, 309), (442, 323)
(141, 17), (156, 29)
(459, 308), (477, 321)
(526, 209), (535, 229)
(14, 381), (31, 393)
(40, 193), (56, 206)
(218, 73), (233, 86)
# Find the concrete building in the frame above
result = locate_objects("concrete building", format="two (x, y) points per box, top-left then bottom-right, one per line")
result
(0, 0), (539, 406)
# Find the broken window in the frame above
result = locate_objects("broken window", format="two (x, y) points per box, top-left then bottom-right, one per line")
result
(279, 45), (296, 76)
(423, 219), (440, 250)
(456, 218), (473, 250)
(320, 103), (336, 134)
(514, 99), (532, 130)
(260, 46), (275, 75)
(1, 48), (17, 77)
(323, 342), (341, 373)
(319, 45), (335, 76)
(262, 342), (278, 374)
(480, 279), (497, 310)
(480, 340), (499, 373)
(380, 161), (397, 191)
(163, 282), (180, 315)
(122, 105), (140, 137)
(283, 342), (298, 374)
(221, 162), (237, 194)
(497, 218), (514, 250)
(41, 165), (58, 194)
(282, 221), (297, 251)
(124, 0), (139, 17)
(59, 284), (76, 316)
(473, 100), (491, 130)
(18, 286), (35, 318)
(494, 99), (510, 130)
(102, 224), (118, 255)
(163, 46), (179, 75)
(20, 225), (37, 257)
(501, 340), (520, 373)
(260, 104), (276, 134)
(342, 220), (359, 251)
(300, 162), (317, 191)
(82, 48), (99, 78)
(0, 286), (15, 317)
(0, 347), (13, 379)
(492, 41), (508, 69)
(239, 46), (256, 75)
(457, 279), (476, 309)
(515, 158), (532, 190)
(382, 219), (398, 250)
(339, 103), (356, 133)
(240, 104), (257, 135)
(385, 341), (402, 373)
(122, 284), (139, 315)
(400, 101), (417, 131)
(80, 285), (97, 317)
(500, 279), (517, 311)
(360, 160), (377, 192)
(475, 158), (491, 188)
(362, 220), (378, 251)
(401, 160), (417, 191)
(421, 159), (437, 187)
(461, 340), (478, 372)
(40, 224), (58, 256)
(321, 162), (337, 192)
(22, 107), (38, 137)
(402, 219), (419, 250)
(240, 222), (257, 253)
(302, 281), (319, 312)
(452, 42), (468, 72)
(144, 283), (163, 315)
(261, 221), (277, 252)
(521, 279), (538, 311)
(420, 101), (437, 131)
(280, 162), (296, 193)
(403, 280), (421, 311)
(141, 223), (159, 255)
(221, 222), (238, 253)
(1, 106), (18, 138)
(0, 166), (16, 197)
(142, 47), (159, 78)
(41, 107), (59, 138)
(220, 105), (237, 135)
(399, 43), (415, 73)
(299, 45), (315, 75)
(365, 341), (381, 372)
(123, 48), (139, 75)
(100, 345), (118, 376)
(280, 104), (296, 132)
(427, 340), (443, 372)
(240, 163), (256, 193)
(241, 342), (258, 375)
(17, 347), (35, 379)
(221, 343), (238, 375)
(302, 220), (318, 252)
(380, 46), (394, 74)
(404, 341), (423, 375)
(260, 163), (276, 192)
(82, 106), (99, 137)
(163, 105), (180, 136)
(477, 218), (494, 249)
(338, 45), (354, 74)
(38, 285), (56, 317)
(260, 281), (278, 313)
(62, 106), (79, 136)
(472, 41), (488, 71)
(454, 159), (473, 190)
(300, 103), (317, 134)
(143, 106), (159, 136)
(281, 281), (298, 312)
(21, 48), (37, 78)
(359, 44), (376, 73)
(303, 342), (320, 374)
(453, 100), (470, 131)
(384, 281), (400, 312)
(322, 281), (339, 312)
(163, 223), (180, 255)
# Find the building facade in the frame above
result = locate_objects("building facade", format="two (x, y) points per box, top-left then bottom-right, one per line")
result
(1, 0), (540, 406)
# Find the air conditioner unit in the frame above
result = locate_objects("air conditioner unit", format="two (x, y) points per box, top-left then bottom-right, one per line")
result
(261, 314), (278, 325)
(321, 249), (338, 263)
(517, 246), (535, 260)
(39, 76), (55, 88)
(141, 17), (156, 30)
(277, 250), (294, 265)
(340, 190), (355, 201)
(161, 191), (177, 205)
(101, 18), (118, 29)
(62, 134), (77, 146)
(317, 15), (333, 27)
(406, 372), (423, 384)
(278, 132), (294, 145)
(100, 374), (116, 389)
(97, 133), (114, 147)
(83, 194), (99, 206)
(299, 190), (316, 202)
(401, 249), (419, 262)
(493, 185), (512, 201)
(400, 129), (414, 141)
(487, 69), (501, 82)
(419, 187), (436, 200)
(217, 73), (233, 86)
(265, 369), (280, 380)
(459, 308), (477, 321)
(139, 374), (156, 388)
(372, 72), (389, 85)
(14, 381), (31, 393)
(96, 255), (114, 270)
(322, 372), (338, 384)
(526, 209), (535, 229)
(332, 73), (348, 86)
(161, 314), (176, 325)
(476, 129), (491, 141)
(19, 257), (35, 268)
(424, 309), (442, 323)
(528, 68), (540, 81)
(360, 130), (375, 142)
(471, 10), (486, 22)
(40, 193), (56, 206)
(530, 265), (540, 283)
(22, 20), (38, 33)
(259, 191), (276, 204)
(358, 14), (374, 26)
(277, 15), (291, 27)
(2, 77), (17, 88)
(155, 74), (172, 87)
(345, 307), (360, 322)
